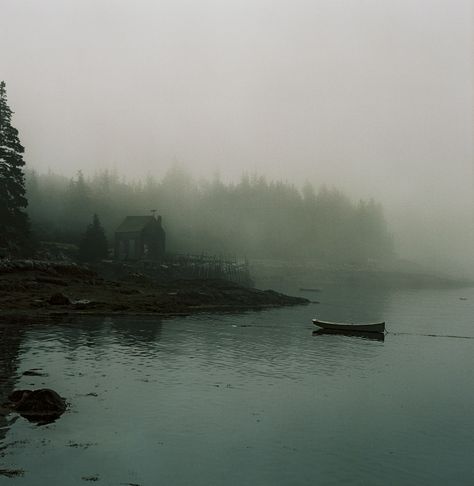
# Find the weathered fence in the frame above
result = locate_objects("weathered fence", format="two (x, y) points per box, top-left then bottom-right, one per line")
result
(136, 253), (253, 286)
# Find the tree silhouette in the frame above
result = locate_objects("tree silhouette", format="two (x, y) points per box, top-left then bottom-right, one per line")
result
(78, 214), (108, 262)
(23, 167), (396, 263)
(0, 81), (30, 253)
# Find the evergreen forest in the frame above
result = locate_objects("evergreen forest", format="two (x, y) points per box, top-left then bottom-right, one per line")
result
(25, 167), (395, 263)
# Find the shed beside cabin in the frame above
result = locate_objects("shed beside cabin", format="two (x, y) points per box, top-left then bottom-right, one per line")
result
(114, 215), (165, 261)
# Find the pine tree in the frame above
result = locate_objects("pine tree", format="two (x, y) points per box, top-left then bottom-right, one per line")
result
(0, 81), (30, 253)
(78, 214), (108, 262)
(63, 170), (93, 232)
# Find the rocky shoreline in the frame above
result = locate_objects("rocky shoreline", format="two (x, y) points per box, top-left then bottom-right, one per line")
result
(0, 260), (309, 319)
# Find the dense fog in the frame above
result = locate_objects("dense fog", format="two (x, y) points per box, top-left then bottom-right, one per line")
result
(25, 167), (394, 263)
(1, 0), (472, 274)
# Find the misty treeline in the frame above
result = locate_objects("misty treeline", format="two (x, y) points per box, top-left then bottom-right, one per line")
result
(25, 166), (394, 263)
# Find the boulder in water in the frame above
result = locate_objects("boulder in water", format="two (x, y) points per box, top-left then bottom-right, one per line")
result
(8, 388), (67, 423)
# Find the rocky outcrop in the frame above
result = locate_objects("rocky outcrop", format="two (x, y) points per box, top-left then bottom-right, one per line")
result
(0, 259), (95, 277)
(7, 388), (67, 424)
(48, 292), (71, 305)
(0, 260), (309, 317)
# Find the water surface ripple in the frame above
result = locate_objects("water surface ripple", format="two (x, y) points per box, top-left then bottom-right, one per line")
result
(1, 285), (474, 485)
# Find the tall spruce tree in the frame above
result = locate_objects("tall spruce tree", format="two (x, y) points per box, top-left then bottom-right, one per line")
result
(78, 214), (108, 263)
(0, 81), (29, 252)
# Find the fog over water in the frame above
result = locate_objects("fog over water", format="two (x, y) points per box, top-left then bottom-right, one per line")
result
(1, 0), (473, 272)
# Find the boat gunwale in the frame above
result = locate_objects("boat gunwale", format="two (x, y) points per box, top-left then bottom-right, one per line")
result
(312, 319), (385, 333)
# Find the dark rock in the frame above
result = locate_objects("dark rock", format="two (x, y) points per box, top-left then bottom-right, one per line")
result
(36, 276), (68, 286)
(0, 469), (24, 478)
(49, 292), (71, 305)
(22, 369), (48, 377)
(7, 388), (67, 423)
(112, 304), (130, 311)
(119, 288), (140, 295)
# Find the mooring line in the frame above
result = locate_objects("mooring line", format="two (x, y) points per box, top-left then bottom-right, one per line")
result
(387, 331), (474, 340)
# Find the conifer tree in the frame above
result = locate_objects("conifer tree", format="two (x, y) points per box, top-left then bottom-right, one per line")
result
(0, 81), (29, 252)
(78, 214), (108, 262)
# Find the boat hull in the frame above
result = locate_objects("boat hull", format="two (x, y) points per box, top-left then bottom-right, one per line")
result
(312, 319), (385, 333)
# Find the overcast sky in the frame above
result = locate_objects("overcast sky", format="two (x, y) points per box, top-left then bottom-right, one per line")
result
(1, 0), (472, 212)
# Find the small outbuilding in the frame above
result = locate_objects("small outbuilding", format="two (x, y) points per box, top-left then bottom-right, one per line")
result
(114, 215), (166, 261)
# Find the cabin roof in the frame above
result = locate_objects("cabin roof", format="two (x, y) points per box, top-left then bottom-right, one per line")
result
(115, 216), (157, 233)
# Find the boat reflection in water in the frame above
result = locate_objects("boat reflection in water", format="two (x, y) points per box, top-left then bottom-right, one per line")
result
(312, 329), (385, 342)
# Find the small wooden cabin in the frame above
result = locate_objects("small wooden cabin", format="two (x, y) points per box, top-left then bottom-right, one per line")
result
(114, 215), (165, 261)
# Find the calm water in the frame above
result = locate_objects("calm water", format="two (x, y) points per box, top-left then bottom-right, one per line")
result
(1, 283), (474, 485)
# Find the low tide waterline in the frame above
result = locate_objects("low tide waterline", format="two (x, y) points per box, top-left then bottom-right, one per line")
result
(1, 284), (474, 485)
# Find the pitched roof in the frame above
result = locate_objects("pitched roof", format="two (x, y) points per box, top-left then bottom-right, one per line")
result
(115, 216), (156, 233)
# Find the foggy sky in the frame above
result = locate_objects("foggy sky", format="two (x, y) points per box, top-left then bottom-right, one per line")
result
(1, 0), (472, 212)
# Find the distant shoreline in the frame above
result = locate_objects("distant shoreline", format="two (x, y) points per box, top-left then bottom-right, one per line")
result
(251, 260), (474, 290)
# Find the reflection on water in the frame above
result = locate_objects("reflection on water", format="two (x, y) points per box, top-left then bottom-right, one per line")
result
(0, 323), (25, 448)
(1, 285), (474, 485)
(312, 329), (385, 341)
